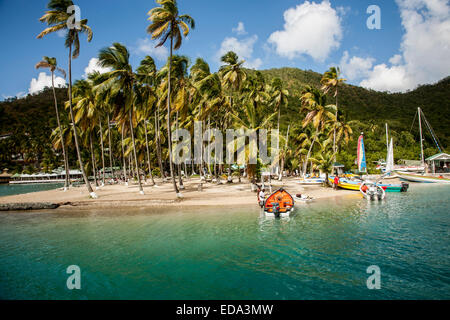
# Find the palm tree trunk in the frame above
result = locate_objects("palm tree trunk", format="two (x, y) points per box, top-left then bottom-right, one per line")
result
(51, 70), (69, 191)
(121, 124), (128, 185)
(129, 108), (144, 194)
(144, 120), (155, 185)
(167, 34), (180, 197)
(89, 130), (98, 188)
(303, 136), (317, 178)
(107, 113), (115, 180)
(227, 96), (233, 183)
(175, 111), (184, 189)
(154, 110), (164, 179)
(68, 45), (95, 197)
(332, 87), (338, 174)
(98, 116), (106, 186)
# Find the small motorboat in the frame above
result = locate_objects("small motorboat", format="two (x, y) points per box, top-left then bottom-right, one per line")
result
(264, 188), (295, 218)
(294, 194), (314, 203)
(360, 182), (385, 201)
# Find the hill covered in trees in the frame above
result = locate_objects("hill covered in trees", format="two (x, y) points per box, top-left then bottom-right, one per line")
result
(256, 68), (450, 150)
(0, 68), (448, 173)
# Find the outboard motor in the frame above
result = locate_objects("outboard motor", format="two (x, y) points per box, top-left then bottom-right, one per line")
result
(272, 202), (281, 218)
(401, 182), (409, 192)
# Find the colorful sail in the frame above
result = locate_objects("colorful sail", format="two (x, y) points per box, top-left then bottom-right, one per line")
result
(357, 134), (367, 173)
(386, 138), (394, 172)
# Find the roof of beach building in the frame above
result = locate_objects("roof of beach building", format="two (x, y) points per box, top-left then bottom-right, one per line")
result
(425, 153), (450, 161)
(0, 169), (11, 177)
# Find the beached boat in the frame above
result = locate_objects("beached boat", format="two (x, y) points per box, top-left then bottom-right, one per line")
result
(297, 178), (324, 185)
(264, 188), (295, 218)
(328, 176), (409, 192)
(397, 172), (450, 184)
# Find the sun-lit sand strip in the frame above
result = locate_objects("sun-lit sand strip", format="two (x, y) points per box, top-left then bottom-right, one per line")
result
(0, 177), (359, 211)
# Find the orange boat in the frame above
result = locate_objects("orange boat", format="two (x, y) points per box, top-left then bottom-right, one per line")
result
(264, 188), (295, 218)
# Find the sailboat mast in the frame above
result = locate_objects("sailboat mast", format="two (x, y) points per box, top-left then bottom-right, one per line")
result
(385, 123), (389, 158)
(418, 107), (425, 165)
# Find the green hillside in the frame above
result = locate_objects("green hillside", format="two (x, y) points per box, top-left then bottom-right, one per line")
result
(256, 68), (450, 150)
(0, 67), (448, 173)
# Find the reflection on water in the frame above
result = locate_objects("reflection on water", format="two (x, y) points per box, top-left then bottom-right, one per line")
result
(0, 184), (449, 300)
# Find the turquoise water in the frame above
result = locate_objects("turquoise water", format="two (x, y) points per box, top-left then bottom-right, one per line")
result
(0, 184), (449, 300)
(0, 183), (64, 197)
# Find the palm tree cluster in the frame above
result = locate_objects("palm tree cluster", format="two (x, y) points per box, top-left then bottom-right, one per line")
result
(35, 0), (354, 198)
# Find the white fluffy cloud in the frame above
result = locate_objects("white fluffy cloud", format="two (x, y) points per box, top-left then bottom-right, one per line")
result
(134, 38), (169, 61)
(268, 1), (342, 61)
(351, 0), (450, 92)
(29, 72), (66, 94)
(232, 22), (247, 35)
(339, 51), (375, 81)
(83, 58), (112, 78)
(217, 35), (262, 69)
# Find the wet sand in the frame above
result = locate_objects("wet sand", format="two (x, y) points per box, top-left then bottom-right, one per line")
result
(0, 177), (360, 211)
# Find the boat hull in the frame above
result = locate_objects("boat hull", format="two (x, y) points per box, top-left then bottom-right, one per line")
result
(264, 188), (295, 217)
(396, 172), (450, 184)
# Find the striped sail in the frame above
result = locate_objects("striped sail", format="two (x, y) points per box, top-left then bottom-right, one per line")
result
(357, 134), (367, 173)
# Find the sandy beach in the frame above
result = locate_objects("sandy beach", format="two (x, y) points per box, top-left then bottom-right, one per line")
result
(0, 177), (361, 210)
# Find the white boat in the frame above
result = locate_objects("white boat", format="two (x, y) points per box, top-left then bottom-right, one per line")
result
(360, 182), (386, 201)
(396, 172), (450, 184)
(297, 178), (324, 185)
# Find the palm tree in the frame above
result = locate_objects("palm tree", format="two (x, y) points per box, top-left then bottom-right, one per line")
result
(310, 149), (335, 186)
(269, 77), (289, 180)
(321, 67), (346, 171)
(300, 86), (336, 177)
(136, 56), (164, 180)
(219, 51), (247, 182)
(327, 119), (353, 153)
(97, 43), (144, 194)
(147, 0), (195, 197)
(35, 56), (70, 190)
(37, 0), (96, 198)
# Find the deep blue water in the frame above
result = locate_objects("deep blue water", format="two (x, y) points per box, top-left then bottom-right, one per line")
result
(0, 184), (448, 299)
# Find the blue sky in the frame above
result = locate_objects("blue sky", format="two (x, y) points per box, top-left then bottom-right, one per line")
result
(0, 0), (449, 99)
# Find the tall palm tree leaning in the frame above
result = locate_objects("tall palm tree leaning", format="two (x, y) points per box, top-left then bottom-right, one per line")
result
(320, 67), (346, 173)
(35, 56), (70, 191)
(37, 0), (97, 198)
(147, 0), (195, 198)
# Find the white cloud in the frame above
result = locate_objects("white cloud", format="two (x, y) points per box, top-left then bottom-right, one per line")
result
(356, 0), (450, 92)
(360, 64), (414, 92)
(134, 38), (169, 61)
(245, 58), (263, 70)
(389, 54), (403, 65)
(232, 22), (247, 35)
(217, 35), (262, 69)
(267, 1), (342, 61)
(83, 58), (112, 78)
(339, 51), (375, 81)
(29, 72), (66, 94)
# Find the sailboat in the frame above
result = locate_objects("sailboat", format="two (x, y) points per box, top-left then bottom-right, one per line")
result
(377, 137), (409, 192)
(396, 108), (450, 184)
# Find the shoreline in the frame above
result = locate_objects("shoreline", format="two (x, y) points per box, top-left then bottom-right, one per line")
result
(0, 177), (360, 212)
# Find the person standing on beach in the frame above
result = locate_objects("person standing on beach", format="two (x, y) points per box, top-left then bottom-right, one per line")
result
(258, 189), (266, 208)
(334, 175), (340, 190)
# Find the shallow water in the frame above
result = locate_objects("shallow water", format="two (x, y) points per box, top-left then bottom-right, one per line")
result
(0, 183), (64, 197)
(0, 184), (449, 299)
